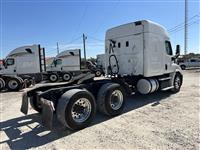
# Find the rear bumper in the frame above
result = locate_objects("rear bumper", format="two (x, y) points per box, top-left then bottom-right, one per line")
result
(20, 92), (55, 129)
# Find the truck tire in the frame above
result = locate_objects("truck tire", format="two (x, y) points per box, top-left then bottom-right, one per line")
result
(0, 78), (5, 91)
(49, 73), (59, 82)
(171, 72), (182, 93)
(16, 76), (24, 87)
(29, 96), (42, 113)
(97, 83), (125, 116)
(56, 89), (96, 130)
(95, 70), (102, 77)
(6, 77), (22, 91)
(62, 72), (72, 82)
(180, 65), (186, 70)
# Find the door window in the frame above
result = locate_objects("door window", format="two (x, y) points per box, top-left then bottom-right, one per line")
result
(6, 58), (15, 66)
(55, 59), (62, 65)
(165, 41), (173, 55)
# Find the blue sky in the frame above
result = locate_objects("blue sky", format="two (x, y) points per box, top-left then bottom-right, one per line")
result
(1, 0), (199, 59)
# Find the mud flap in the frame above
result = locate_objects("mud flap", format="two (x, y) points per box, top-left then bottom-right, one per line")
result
(41, 99), (55, 129)
(20, 92), (29, 114)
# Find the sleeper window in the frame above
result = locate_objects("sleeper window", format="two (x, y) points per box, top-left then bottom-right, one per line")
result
(118, 42), (121, 48)
(126, 41), (129, 47)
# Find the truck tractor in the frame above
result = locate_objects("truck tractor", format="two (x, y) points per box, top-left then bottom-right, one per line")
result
(21, 20), (183, 130)
(0, 45), (92, 91)
(0, 45), (46, 91)
(46, 49), (82, 82)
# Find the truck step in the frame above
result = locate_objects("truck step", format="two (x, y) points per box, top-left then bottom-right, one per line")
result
(158, 77), (171, 81)
(161, 86), (174, 91)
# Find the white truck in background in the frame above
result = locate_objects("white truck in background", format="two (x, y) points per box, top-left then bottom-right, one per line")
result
(0, 45), (46, 91)
(46, 49), (89, 82)
(0, 46), (89, 91)
(21, 20), (183, 130)
(179, 58), (200, 70)
(96, 54), (105, 73)
(85, 54), (105, 77)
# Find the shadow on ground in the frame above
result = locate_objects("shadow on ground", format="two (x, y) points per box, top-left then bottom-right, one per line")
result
(0, 91), (172, 149)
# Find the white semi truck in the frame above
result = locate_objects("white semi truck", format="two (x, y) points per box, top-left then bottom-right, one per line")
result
(0, 45), (46, 91)
(45, 49), (84, 82)
(21, 20), (183, 130)
(0, 46), (88, 91)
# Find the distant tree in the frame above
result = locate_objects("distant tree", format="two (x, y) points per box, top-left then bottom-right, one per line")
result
(87, 57), (97, 63)
(178, 52), (200, 62)
(182, 53), (200, 59)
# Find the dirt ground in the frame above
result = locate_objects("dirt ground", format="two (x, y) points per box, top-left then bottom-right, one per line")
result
(0, 70), (199, 150)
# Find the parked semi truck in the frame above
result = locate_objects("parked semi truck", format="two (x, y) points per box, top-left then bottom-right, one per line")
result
(21, 20), (183, 130)
(0, 45), (90, 91)
(45, 49), (85, 82)
(0, 45), (46, 91)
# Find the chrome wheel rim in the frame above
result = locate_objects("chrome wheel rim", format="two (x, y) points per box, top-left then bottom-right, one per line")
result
(50, 75), (57, 81)
(71, 98), (92, 123)
(174, 76), (181, 89)
(8, 80), (18, 89)
(110, 90), (123, 110)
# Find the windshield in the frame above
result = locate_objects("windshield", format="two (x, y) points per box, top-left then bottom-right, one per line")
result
(51, 59), (62, 66)
(6, 58), (15, 66)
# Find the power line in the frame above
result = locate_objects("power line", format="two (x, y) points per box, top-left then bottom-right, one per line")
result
(92, 0), (120, 35)
(87, 35), (104, 42)
(69, 5), (88, 43)
(65, 36), (82, 45)
(168, 14), (199, 32)
(168, 14), (200, 33)
(169, 19), (199, 34)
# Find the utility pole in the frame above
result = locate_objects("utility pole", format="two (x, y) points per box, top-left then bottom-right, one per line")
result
(184, 0), (188, 55)
(83, 33), (87, 67)
(57, 42), (59, 55)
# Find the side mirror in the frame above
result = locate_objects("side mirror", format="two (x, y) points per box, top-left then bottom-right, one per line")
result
(52, 59), (57, 67)
(176, 45), (180, 55)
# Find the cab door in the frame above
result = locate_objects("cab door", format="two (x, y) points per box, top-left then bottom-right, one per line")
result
(50, 59), (62, 71)
(3, 58), (17, 74)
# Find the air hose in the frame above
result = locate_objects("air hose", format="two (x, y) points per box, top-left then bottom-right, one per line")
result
(108, 41), (119, 75)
